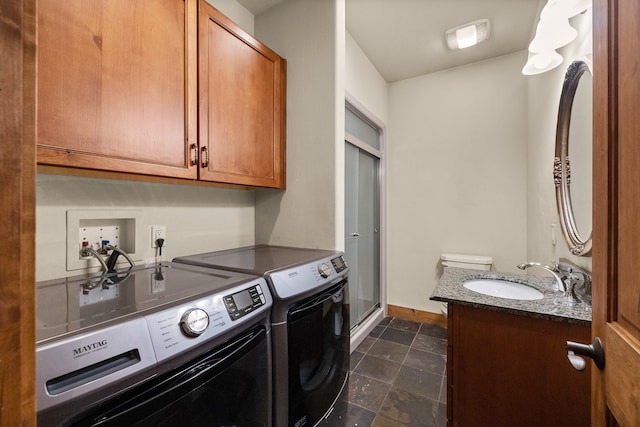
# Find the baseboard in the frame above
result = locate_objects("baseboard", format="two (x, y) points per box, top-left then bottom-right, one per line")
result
(387, 304), (447, 329)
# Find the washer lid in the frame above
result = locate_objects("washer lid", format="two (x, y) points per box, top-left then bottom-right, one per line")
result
(173, 245), (340, 275)
(173, 245), (349, 299)
(36, 262), (260, 343)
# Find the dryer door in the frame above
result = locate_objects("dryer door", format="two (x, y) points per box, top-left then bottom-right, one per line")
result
(287, 281), (349, 426)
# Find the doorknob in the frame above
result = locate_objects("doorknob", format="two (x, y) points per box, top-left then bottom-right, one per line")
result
(566, 337), (605, 371)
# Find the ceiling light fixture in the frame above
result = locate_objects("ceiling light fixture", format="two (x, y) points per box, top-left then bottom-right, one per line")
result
(445, 19), (490, 51)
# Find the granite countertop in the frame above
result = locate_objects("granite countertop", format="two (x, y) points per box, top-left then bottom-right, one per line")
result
(430, 267), (592, 325)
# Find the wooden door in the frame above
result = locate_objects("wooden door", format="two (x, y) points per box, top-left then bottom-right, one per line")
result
(198, 1), (286, 188)
(37, 0), (198, 179)
(592, 0), (640, 425)
(1, 0), (36, 424)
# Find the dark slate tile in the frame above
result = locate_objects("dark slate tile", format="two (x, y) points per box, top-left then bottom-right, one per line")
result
(348, 372), (392, 412)
(372, 414), (410, 426)
(350, 350), (365, 370)
(439, 374), (447, 404)
(435, 402), (447, 426)
(388, 318), (420, 333)
(378, 316), (393, 326)
(403, 347), (446, 375)
(412, 333), (447, 355)
(344, 402), (377, 427)
(356, 336), (377, 353)
(379, 328), (416, 346)
(379, 386), (441, 427)
(418, 323), (448, 340)
(393, 365), (442, 401)
(353, 355), (402, 384)
(368, 339), (410, 364)
(369, 325), (386, 338)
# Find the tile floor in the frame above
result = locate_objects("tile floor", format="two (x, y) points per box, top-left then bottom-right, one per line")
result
(345, 317), (448, 426)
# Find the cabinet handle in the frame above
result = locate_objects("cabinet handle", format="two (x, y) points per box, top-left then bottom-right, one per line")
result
(190, 144), (198, 166)
(201, 146), (209, 168)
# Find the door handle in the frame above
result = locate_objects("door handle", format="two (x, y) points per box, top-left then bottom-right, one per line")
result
(351, 233), (360, 237)
(566, 337), (605, 371)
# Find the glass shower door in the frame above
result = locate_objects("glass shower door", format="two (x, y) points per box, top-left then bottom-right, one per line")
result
(345, 142), (380, 329)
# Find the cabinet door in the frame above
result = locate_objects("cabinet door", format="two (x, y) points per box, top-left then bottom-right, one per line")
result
(449, 304), (590, 427)
(198, 2), (286, 188)
(37, 0), (197, 179)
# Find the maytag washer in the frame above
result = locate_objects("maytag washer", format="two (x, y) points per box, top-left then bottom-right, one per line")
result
(36, 262), (273, 426)
(173, 245), (350, 427)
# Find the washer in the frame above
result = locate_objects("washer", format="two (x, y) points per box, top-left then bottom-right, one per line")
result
(173, 245), (350, 427)
(36, 262), (273, 426)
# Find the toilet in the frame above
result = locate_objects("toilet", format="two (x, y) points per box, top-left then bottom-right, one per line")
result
(439, 253), (493, 316)
(440, 253), (493, 271)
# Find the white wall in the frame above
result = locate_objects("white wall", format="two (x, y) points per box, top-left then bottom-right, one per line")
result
(387, 52), (529, 313)
(205, 0), (254, 34)
(253, 0), (342, 250)
(36, 175), (255, 281)
(345, 32), (389, 125)
(526, 9), (593, 272)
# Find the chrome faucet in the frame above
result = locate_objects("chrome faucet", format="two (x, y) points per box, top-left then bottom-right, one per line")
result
(517, 259), (592, 303)
(516, 261), (564, 292)
(556, 259), (592, 304)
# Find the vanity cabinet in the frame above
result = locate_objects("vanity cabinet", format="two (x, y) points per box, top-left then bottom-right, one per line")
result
(37, 0), (286, 189)
(447, 304), (590, 427)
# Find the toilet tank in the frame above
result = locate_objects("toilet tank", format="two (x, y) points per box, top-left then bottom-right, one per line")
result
(441, 253), (493, 270)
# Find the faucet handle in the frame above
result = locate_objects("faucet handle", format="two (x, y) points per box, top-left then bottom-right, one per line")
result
(558, 258), (589, 274)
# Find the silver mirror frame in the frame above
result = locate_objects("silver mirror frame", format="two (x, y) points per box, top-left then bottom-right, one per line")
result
(554, 59), (592, 256)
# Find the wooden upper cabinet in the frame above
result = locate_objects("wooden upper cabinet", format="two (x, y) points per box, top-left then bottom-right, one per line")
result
(37, 0), (198, 179)
(198, 1), (286, 188)
(37, 0), (286, 187)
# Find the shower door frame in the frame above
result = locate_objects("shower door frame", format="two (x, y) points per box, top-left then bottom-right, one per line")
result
(344, 95), (387, 349)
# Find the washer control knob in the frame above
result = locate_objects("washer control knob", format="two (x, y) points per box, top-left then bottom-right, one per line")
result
(180, 308), (210, 337)
(318, 263), (332, 278)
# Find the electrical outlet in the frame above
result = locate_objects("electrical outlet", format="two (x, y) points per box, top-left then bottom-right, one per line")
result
(151, 225), (167, 248)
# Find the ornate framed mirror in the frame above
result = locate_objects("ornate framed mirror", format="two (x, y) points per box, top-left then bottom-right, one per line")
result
(554, 59), (593, 256)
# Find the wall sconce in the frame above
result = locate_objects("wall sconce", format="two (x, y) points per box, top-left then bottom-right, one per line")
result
(522, 0), (591, 75)
(522, 50), (564, 75)
(528, 16), (577, 53)
(445, 19), (490, 50)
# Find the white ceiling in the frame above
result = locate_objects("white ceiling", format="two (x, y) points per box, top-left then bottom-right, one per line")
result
(238, 0), (544, 83)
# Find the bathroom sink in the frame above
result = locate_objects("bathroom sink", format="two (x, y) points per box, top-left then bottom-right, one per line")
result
(463, 278), (544, 300)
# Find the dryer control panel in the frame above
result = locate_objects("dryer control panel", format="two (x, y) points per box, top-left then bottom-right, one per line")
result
(331, 255), (348, 273)
(223, 284), (267, 321)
